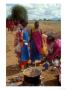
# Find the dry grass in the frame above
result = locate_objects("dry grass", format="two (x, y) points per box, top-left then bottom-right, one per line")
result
(28, 20), (61, 38)
(6, 20), (61, 86)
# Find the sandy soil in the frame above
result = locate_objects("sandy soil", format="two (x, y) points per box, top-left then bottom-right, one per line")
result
(6, 21), (61, 86)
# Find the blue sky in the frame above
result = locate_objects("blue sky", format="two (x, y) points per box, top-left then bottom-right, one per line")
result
(6, 4), (61, 20)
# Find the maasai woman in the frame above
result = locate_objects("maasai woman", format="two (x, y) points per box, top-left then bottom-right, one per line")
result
(6, 20), (11, 31)
(10, 20), (14, 32)
(14, 21), (22, 47)
(30, 21), (42, 65)
(15, 20), (29, 69)
(46, 35), (61, 63)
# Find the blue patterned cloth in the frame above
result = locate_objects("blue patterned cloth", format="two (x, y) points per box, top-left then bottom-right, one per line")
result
(19, 30), (29, 61)
(30, 39), (42, 62)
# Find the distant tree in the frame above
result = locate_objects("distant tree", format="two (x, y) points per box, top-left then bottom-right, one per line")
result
(44, 18), (46, 21)
(11, 5), (28, 21)
(39, 19), (42, 21)
(58, 19), (61, 21)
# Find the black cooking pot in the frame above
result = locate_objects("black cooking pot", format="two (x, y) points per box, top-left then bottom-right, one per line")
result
(23, 67), (41, 86)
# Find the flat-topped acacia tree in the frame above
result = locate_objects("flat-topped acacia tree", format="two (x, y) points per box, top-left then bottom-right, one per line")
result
(11, 5), (28, 21)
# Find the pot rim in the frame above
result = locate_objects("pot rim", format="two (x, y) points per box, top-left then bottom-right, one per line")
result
(23, 67), (41, 77)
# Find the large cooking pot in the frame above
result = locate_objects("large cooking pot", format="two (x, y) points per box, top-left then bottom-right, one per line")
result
(23, 67), (41, 85)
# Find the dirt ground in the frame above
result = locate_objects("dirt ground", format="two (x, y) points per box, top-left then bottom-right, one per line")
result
(6, 21), (61, 86)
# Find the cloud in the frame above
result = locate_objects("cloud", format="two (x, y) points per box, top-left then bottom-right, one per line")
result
(6, 4), (61, 20)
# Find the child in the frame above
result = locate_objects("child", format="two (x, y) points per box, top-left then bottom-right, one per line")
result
(41, 33), (48, 57)
(43, 61), (49, 70)
(14, 21), (23, 47)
